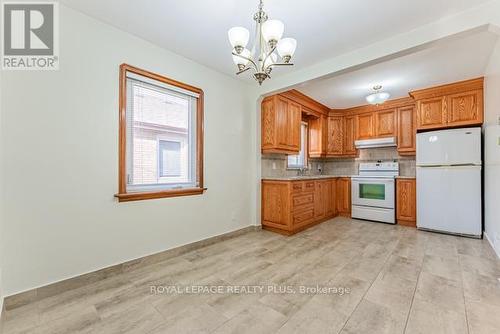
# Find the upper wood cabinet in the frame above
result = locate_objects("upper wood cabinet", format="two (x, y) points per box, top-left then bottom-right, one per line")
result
(396, 178), (416, 227)
(309, 115), (327, 158)
(355, 108), (397, 140)
(261, 95), (302, 154)
(375, 109), (397, 137)
(343, 116), (357, 156)
(356, 113), (374, 140)
(416, 97), (447, 130)
(411, 78), (484, 131)
(397, 106), (416, 155)
(447, 90), (483, 127)
(327, 116), (344, 156)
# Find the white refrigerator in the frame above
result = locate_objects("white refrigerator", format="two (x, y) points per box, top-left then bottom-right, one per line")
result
(416, 127), (482, 237)
(484, 125), (500, 251)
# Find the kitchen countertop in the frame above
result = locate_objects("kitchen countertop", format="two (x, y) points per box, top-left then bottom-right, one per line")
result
(261, 175), (352, 181)
(262, 175), (416, 181)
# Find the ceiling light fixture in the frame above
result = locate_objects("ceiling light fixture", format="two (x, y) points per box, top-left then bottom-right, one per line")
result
(228, 0), (297, 85)
(366, 85), (390, 105)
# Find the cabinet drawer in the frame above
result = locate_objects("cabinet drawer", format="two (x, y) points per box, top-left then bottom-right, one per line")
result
(293, 194), (314, 207)
(304, 181), (315, 192)
(293, 209), (314, 225)
(292, 181), (315, 194)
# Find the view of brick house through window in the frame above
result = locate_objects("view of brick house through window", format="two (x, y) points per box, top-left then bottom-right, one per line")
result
(126, 75), (197, 192)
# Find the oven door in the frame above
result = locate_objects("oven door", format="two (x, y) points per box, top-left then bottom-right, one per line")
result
(351, 177), (395, 209)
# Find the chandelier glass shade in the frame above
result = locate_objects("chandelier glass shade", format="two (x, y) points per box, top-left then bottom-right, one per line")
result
(366, 85), (390, 105)
(228, 0), (297, 85)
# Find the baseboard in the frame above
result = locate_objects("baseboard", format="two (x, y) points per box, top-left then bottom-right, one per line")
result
(484, 231), (500, 259)
(4, 225), (260, 311)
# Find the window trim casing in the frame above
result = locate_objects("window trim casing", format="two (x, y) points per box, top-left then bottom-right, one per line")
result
(115, 64), (205, 202)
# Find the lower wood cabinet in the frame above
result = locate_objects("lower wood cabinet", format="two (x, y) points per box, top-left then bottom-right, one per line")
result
(396, 178), (416, 227)
(336, 178), (351, 216)
(262, 178), (343, 235)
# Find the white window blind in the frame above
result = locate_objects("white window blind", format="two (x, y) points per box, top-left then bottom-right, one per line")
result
(125, 75), (197, 193)
(287, 122), (308, 169)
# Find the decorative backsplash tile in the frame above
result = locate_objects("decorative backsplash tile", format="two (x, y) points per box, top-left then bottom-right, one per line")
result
(261, 147), (416, 178)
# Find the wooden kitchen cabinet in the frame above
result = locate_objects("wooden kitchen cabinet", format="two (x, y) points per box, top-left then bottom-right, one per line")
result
(343, 116), (357, 156)
(356, 113), (375, 140)
(447, 90), (483, 127)
(411, 78), (484, 131)
(396, 178), (416, 227)
(261, 95), (302, 154)
(309, 115), (327, 158)
(262, 178), (340, 235)
(336, 178), (351, 216)
(397, 106), (416, 155)
(375, 109), (397, 137)
(416, 97), (447, 130)
(327, 116), (344, 156)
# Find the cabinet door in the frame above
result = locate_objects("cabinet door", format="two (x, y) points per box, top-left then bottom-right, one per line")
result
(330, 179), (337, 216)
(375, 109), (396, 137)
(356, 113), (374, 140)
(261, 98), (276, 151)
(309, 116), (326, 158)
(327, 116), (343, 155)
(416, 97), (446, 130)
(262, 182), (291, 229)
(314, 181), (326, 219)
(396, 178), (416, 226)
(287, 101), (302, 151)
(336, 178), (351, 214)
(324, 179), (334, 217)
(343, 116), (357, 156)
(397, 106), (416, 155)
(447, 90), (483, 126)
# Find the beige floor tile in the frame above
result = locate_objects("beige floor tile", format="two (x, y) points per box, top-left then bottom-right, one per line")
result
(212, 302), (287, 334)
(462, 271), (500, 308)
(150, 303), (229, 334)
(3, 218), (500, 334)
(341, 299), (408, 334)
(466, 299), (500, 334)
(421, 254), (462, 285)
(405, 298), (468, 334)
(413, 272), (465, 314)
(91, 303), (164, 334)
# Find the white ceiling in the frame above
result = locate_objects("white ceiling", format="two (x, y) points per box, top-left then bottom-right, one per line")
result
(59, 0), (493, 80)
(297, 31), (498, 109)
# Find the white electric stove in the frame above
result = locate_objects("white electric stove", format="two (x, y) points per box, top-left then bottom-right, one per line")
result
(351, 162), (399, 224)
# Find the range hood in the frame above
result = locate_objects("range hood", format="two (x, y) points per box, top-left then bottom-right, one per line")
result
(355, 137), (397, 149)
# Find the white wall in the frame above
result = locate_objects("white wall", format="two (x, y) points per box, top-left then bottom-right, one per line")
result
(0, 5), (254, 295)
(0, 63), (4, 309)
(484, 39), (500, 258)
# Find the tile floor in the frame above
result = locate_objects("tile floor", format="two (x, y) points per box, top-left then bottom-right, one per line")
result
(3, 217), (500, 334)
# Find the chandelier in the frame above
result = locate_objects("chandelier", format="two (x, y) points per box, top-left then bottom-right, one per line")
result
(228, 0), (297, 85)
(366, 85), (391, 105)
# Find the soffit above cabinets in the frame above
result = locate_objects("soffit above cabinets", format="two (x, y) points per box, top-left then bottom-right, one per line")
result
(296, 31), (498, 109)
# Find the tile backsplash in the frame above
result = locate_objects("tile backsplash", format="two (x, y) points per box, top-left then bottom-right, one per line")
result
(261, 147), (416, 178)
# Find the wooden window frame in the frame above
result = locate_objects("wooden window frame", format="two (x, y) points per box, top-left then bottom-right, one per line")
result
(115, 64), (205, 202)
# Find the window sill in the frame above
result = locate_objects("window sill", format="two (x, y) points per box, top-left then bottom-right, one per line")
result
(115, 187), (207, 202)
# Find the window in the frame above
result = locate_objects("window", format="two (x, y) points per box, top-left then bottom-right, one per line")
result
(159, 140), (182, 177)
(116, 64), (204, 202)
(287, 122), (308, 169)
